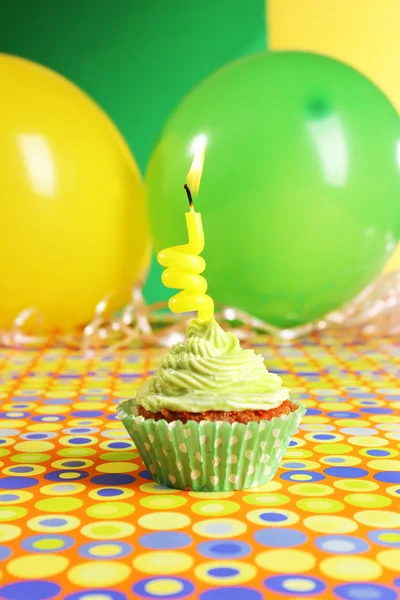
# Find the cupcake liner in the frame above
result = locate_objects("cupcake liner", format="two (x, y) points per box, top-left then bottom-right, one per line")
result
(118, 401), (306, 491)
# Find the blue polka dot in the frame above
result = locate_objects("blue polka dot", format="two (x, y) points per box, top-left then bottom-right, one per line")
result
(65, 591), (127, 600)
(43, 398), (73, 405)
(40, 518), (68, 527)
(97, 488), (125, 497)
(366, 449), (390, 457)
(327, 412), (360, 419)
(0, 494), (19, 501)
(139, 470), (152, 481)
(0, 581), (61, 600)
(324, 467), (368, 478)
(0, 546), (11, 560)
(139, 532), (192, 550)
(21, 534), (74, 553)
(265, 575), (326, 596)
(259, 512), (287, 523)
(360, 407), (393, 415)
(254, 527), (307, 548)
(313, 434), (335, 440)
(67, 437), (92, 445)
(334, 583), (397, 600)
(304, 409), (322, 416)
(79, 541), (133, 559)
(374, 472), (400, 484)
(134, 577), (194, 599)
(8, 466), (34, 474)
(208, 567), (239, 577)
(0, 477), (38, 489)
(199, 588), (262, 600)
(44, 470), (89, 482)
(280, 471), (325, 482)
(61, 461), (86, 467)
(368, 530), (400, 548)
(315, 535), (369, 554)
(324, 457), (346, 463)
(24, 433), (48, 440)
(197, 541), (251, 559)
(90, 474), (135, 486)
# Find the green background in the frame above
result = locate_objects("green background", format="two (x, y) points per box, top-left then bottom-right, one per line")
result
(0, 0), (267, 303)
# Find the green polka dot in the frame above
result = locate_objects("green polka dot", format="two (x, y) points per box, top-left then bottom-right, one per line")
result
(296, 498), (345, 513)
(0, 506), (28, 521)
(34, 538), (65, 550)
(11, 453), (51, 463)
(0, 449), (10, 457)
(380, 533), (400, 543)
(57, 447), (96, 457)
(35, 497), (83, 513)
(344, 493), (392, 509)
(100, 451), (138, 462)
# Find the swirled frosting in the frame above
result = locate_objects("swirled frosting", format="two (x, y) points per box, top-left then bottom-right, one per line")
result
(135, 318), (289, 413)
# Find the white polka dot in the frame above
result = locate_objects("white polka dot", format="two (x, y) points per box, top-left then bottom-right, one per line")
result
(273, 438), (281, 448)
(259, 422), (266, 432)
(149, 464), (155, 474)
(191, 469), (200, 480)
(276, 448), (284, 459)
(214, 437), (222, 449)
(144, 443), (151, 451)
(228, 474), (238, 484)
(281, 413), (289, 421)
(148, 434), (154, 443)
(229, 436), (238, 447)
(210, 476), (219, 485)
(178, 443), (187, 453)
(272, 428), (281, 438)
(176, 462), (182, 471)
(244, 431), (253, 441)
(200, 436), (207, 445)
(260, 441), (267, 450)
(195, 452), (203, 462)
(228, 454), (238, 464)
(168, 474), (176, 484)
(245, 450), (253, 460)
(251, 481), (259, 488)
(169, 422), (177, 429)
(264, 466), (272, 475)
(248, 465), (255, 475)
(184, 429), (191, 438)
(260, 453), (270, 463)
(213, 457), (221, 467)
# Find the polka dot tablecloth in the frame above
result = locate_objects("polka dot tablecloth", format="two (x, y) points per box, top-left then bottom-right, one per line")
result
(0, 331), (399, 600)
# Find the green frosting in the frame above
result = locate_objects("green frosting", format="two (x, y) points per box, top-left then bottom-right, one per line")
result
(135, 318), (289, 413)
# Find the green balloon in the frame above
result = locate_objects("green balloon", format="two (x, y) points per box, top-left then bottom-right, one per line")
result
(147, 52), (400, 327)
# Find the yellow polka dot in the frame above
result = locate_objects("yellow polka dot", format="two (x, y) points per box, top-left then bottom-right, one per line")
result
(27, 423), (63, 432)
(140, 482), (180, 495)
(377, 549), (400, 572)
(0, 491), (32, 504)
(191, 500), (240, 516)
(188, 490), (236, 498)
(370, 415), (399, 423)
(7, 554), (69, 579)
(27, 515), (80, 533)
(89, 543), (121, 557)
(68, 561), (131, 587)
(13, 441), (54, 453)
(81, 521), (135, 540)
(288, 484), (333, 497)
(314, 443), (353, 455)
(145, 579), (184, 595)
(72, 402), (106, 411)
(284, 449), (314, 459)
(95, 462), (138, 473)
(255, 549), (316, 573)
(35, 405), (70, 415)
(304, 515), (358, 534)
(344, 493), (392, 509)
(335, 419), (370, 428)
(0, 507), (27, 521)
(367, 459), (400, 471)
(320, 556), (382, 581)
(242, 494), (290, 507)
(0, 525), (21, 542)
(195, 561), (257, 584)
(296, 498), (344, 514)
(35, 497), (83, 513)
(86, 502), (134, 519)
(138, 512), (191, 531)
(0, 422), (26, 430)
(281, 460), (320, 470)
(354, 510), (400, 528)
(348, 436), (388, 447)
(140, 496), (188, 511)
(133, 551), (193, 575)
(333, 479), (379, 492)
(290, 474), (313, 482)
(386, 485), (400, 498)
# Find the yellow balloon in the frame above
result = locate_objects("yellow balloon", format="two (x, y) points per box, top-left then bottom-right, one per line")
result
(268, 0), (400, 274)
(0, 54), (150, 331)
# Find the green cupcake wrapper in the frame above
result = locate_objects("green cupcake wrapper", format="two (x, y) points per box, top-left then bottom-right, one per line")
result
(118, 401), (306, 491)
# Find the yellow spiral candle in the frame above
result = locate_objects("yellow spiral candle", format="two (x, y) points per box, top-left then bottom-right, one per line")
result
(157, 149), (214, 322)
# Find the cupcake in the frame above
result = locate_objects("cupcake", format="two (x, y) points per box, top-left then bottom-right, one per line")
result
(119, 317), (305, 491)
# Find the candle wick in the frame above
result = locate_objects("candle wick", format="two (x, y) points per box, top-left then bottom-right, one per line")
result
(184, 184), (194, 211)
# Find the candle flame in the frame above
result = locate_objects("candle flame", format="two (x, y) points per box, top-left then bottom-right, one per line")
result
(186, 135), (207, 195)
